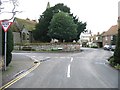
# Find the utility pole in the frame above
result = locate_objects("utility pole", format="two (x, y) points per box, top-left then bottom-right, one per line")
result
(0, 24), (2, 61)
(118, 3), (120, 90)
(0, 0), (4, 12)
(118, 1), (120, 29)
(118, 17), (120, 29)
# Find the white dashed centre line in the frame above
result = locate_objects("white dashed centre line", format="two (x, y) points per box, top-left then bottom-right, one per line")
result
(67, 57), (73, 78)
(67, 64), (71, 78)
(70, 57), (73, 62)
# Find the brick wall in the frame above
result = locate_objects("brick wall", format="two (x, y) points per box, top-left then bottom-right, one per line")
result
(102, 35), (112, 46)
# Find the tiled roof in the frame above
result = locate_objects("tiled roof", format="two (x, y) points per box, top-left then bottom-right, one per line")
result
(10, 18), (36, 32)
(102, 25), (118, 36)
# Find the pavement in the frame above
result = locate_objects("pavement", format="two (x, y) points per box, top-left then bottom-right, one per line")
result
(1, 53), (34, 86)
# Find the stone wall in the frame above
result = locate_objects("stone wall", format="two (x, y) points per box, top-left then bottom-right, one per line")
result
(14, 43), (80, 51)
(13, 32), (21, 44)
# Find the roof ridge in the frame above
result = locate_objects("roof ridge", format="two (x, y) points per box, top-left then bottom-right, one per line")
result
(102, 25), (118, 36)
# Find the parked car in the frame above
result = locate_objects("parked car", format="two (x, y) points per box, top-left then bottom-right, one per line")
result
(111, 45), (116, 51)
(103, 45), (116, 51)
(103, 45), (111, 50)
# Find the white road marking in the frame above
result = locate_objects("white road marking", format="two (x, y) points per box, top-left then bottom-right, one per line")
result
(32, 56), (36, 57)
(95, 62), (105, 65)
(67, 64), (71, 78)
(106, 60), (109, 63)
(53, 57), (71, 59)
(46, 57), (50, 59)
(110, 51), (114, 55)
(70, 57), (73, 62)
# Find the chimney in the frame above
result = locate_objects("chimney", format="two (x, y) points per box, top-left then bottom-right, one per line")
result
(97, 32), (100, 35)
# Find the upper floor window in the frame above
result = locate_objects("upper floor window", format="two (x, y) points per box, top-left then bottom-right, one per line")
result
(105, 36), (108, 41)
(96, 37), (98, 40)
(111, 36), (113, 40)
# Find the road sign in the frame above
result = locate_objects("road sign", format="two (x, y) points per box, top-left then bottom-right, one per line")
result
(0, 20), (12, 71)
(0, 20), (12, 32)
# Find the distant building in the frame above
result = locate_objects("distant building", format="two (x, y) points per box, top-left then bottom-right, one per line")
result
(102, 25), (118, 46)
(46, 2), (50, 9)
(11, 17), (36, 44)
(80, 31), (92, 47)
(90, 32), (103, 48)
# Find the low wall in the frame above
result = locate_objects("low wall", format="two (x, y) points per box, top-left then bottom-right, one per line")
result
(14, 43), (80, 52)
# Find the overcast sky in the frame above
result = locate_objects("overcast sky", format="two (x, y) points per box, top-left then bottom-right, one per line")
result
(1, 0), (120, 34)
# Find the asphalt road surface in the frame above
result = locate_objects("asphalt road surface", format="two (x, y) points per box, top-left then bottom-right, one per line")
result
(10, 48), (118, 88)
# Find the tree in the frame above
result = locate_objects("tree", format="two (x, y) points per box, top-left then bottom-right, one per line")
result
(75, 21), (87, 41)
(33, 3), (87, 42)
(70, 15), (87, 41)
(33, 3), (70, 42)
(0, 0), (19, 21)
(33, 9), (52, 42)
(48, 12), (77, 42)
(113, 28), (120, 65)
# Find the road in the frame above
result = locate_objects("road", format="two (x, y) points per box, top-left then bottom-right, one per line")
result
(10, 48), (118, 88)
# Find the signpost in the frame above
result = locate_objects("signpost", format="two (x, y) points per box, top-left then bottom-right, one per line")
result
(118, 2), (120, 29)
(0, 20), (12, 71)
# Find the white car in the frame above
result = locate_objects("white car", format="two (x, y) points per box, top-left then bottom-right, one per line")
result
(103, 45), (116, 51)
(111, 45), (116, 50)
(103, 45), (110, 50)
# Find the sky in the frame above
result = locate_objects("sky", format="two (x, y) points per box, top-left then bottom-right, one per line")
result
(0, 0), (120, 34)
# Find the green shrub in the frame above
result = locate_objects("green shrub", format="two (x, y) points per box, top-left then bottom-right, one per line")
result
(108, 56), (114, 61)
(51, 48), (58, 51)
(22, 46), (32, 51)
(108, 56), (120, 70)
(114, 64), (120, 70)
(114, 29), (120, 64)
(91, 46), (98, 48)
(109, 56), (116, 66)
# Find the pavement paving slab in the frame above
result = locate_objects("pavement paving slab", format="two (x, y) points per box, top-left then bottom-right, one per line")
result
(1, 53), (34, 86)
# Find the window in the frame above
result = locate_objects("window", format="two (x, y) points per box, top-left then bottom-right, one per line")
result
(22, 33), (26, 40)
(111, 36), (113, 40)
(105, 36), (108, 41)
(96, 37), (98, 40)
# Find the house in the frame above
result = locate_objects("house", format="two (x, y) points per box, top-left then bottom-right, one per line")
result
(10, 17), (36, 44)
(79, 31), (92, 47)
(90, 32), (103, 48)
(102, 25), (118, 46)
